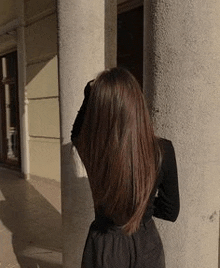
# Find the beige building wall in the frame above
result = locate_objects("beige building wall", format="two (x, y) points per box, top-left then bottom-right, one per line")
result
(0, 0), (17, 55)
(0, 0), (16, 25)
(0, 0), (60, 182)
(25, 0), (60, 182)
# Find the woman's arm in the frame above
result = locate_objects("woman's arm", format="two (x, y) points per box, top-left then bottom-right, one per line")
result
(71, 81), (93, 145)
(153, 139), (180, 222)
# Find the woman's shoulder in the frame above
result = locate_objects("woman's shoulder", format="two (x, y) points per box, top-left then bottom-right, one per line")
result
(157, 137), (177, 171)
(157, 137), (174, 151)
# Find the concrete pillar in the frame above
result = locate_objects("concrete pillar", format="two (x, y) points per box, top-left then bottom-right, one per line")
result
(144, 1), (220, 267)
(57, 0), (116, 267)
(16, 0), (30, 179)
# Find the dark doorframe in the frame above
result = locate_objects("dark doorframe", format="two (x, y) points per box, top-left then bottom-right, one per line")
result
(117, 2), (143, 87)
(0, 51), (21, 169)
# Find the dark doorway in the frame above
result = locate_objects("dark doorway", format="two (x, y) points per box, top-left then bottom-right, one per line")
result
(0, 51), (21, 168)
(117, 4), (143, 87)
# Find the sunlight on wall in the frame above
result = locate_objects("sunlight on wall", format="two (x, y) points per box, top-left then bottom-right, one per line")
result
(26, 57), (60, 181)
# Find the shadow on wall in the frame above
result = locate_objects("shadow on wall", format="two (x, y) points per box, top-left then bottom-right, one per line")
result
(26, 54), (57, 86)
(61, 143), (94, 266)
(0, 168), (62, 268)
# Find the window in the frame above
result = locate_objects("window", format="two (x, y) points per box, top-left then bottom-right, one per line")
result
(0, 51), (20, 168)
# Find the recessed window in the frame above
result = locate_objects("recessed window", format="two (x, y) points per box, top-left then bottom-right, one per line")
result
(0, 51), (20, 168)
(117, 1), (143, 87)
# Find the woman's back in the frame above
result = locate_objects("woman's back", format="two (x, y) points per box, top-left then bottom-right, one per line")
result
(71, 67), (179, 267)
(73, 68), (161, 234)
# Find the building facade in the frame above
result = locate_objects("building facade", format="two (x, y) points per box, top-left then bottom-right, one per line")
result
(0, 0), (60, 181)
(0, 0), (220, 267)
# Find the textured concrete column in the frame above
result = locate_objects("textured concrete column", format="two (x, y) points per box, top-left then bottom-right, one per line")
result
(57, 0), (116, 267)
(16, 0), (30, 179)
(144, 1), (220, 267)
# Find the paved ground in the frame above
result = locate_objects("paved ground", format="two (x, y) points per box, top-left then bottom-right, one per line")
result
(0, 167), (62, 268)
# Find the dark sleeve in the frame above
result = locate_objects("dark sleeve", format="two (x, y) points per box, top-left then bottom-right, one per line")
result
(71, 81), (93, 145)
(153, 139), (180, 222)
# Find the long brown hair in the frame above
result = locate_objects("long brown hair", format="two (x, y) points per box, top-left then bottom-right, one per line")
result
(77, 68), (161, 235)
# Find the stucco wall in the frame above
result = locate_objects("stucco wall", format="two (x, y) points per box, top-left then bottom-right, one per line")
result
(25, 0), (60, 181)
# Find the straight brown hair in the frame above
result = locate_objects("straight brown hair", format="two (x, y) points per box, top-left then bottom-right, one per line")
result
(77, 68), (161, 235)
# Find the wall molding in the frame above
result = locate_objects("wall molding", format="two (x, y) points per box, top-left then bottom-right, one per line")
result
(28, 96), (59, 101)
(26, 7), (57, 27)
(0, 45), (17, 57)
(0, 7), (57, 38)
(0, 19), (20, 37)
(29, 135), (60, 140)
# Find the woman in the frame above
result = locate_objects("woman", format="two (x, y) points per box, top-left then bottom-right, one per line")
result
(71, 67), (179, 268)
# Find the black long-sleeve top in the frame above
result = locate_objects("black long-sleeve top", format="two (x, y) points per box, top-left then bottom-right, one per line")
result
(71, 82), (180, 224)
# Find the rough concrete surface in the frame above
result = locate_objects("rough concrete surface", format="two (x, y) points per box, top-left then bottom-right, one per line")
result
(57, 0), (106, 266)
(151, 1), (220, 267)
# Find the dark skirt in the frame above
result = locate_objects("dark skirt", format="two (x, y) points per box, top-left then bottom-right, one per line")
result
(81, 218), (165, 268)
